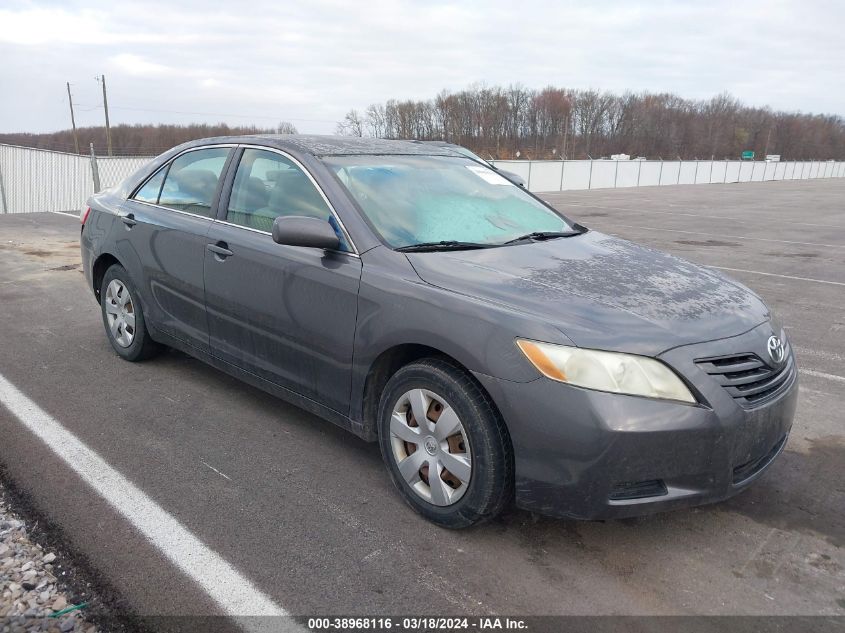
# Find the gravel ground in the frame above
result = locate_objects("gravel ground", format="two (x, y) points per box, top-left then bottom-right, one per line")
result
(0, 483), (97, 633)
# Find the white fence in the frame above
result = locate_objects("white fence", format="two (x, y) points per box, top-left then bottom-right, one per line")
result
(0, 144), (152, 214)
(1, 143), (844, 214)
(490, 158), (845, 193)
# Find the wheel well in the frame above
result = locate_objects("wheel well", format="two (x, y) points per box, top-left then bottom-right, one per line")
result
(361, 344), (499, 437)
(92, 253), (120, 302)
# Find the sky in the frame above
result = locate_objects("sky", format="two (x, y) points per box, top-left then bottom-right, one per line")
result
(1, 0), (843, 135)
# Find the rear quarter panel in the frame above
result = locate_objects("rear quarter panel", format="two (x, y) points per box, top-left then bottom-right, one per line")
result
(81, 191), (124, 298)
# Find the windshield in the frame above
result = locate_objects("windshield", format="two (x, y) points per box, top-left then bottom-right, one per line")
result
(323, 155), (572, 248)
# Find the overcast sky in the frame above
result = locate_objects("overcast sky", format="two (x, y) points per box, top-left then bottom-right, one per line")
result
(1, 0), (843, 135)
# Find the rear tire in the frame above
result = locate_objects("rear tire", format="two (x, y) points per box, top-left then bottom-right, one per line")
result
(100, 264), (161, 362)
(377, 358), (513, 528)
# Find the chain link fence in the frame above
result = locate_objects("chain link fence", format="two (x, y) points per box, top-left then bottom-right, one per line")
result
(0, 143), (153, 215)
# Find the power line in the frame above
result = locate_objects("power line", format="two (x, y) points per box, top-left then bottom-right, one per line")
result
(73, 103), (337, 124)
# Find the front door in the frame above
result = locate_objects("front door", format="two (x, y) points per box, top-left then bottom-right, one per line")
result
(204, 147), (362, 413)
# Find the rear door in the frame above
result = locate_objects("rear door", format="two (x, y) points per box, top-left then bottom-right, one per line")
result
(204, 147), (362, 413)
(119, 146), (233, 353)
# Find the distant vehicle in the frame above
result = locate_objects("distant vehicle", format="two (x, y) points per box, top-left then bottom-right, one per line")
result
(81, 135), (796, 528)
(610, 153), (631, 161)
(765, 155), (781, 162)
(412, 140), (527, 187)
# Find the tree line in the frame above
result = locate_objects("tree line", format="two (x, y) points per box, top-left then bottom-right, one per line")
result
(0, 122), (298, 156)
(336, 86), (845, 160)
(3, 86), (843, 161)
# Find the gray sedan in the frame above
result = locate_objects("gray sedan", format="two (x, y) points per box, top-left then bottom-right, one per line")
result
(80, 135), (797, 528)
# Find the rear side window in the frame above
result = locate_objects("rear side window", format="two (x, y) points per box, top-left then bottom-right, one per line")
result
(226, 149), (336, 234)
(148, 148), (230, 217)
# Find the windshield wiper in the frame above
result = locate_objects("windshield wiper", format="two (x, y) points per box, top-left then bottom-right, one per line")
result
(503, 229), (586, 245)
(395, 240), (494, 253)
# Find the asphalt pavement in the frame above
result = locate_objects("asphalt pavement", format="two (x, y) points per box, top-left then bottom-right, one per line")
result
(0, 179), (842, 628)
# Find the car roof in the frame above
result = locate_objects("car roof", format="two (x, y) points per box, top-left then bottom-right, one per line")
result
(413, 140), (457, 148)
(175, 134), (457, 157)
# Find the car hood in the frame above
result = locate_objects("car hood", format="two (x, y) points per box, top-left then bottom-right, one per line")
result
(406, 231), (770, 356)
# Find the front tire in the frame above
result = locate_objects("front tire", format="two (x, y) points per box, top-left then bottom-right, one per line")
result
(100, 264), (161, 362)
(377, 358), (513, 528)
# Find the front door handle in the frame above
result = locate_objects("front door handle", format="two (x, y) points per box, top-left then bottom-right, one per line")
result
(207, 242), (234, 259)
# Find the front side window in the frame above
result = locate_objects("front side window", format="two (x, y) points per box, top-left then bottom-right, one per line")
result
(226, 149), (340, 238)
(322, 155), (572, 248)
(154, 148), (230, 217)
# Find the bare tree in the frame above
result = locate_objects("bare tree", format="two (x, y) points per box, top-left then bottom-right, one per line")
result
(7, 88), (843, 160)
(329, 85), (845, 160)
(0, 122), (285, 155)
(365, 104), (386, 137)
(336, 109), (364, 136)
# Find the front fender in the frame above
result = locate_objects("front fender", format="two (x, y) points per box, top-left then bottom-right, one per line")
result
(349, 246), (571, 423)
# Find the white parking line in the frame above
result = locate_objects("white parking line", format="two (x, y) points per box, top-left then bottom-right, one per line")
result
(595, 235), (845, 287)
(794, 347), (845, 363)
(0, 372), (289, 625)
(559, 201), (845, 230)
(799, 369), (845, 383)
(612, 223), (845, 249)
(708, 266), (845, 287)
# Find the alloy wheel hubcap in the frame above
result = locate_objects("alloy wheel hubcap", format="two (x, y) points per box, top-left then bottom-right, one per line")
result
(104, 279), (135, 348)
(389, 388), (472, 507)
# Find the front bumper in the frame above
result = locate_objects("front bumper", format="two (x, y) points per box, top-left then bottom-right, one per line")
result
(474, 323), (798, 520)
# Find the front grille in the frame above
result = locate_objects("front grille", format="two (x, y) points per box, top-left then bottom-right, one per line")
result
(695, 344), (795, 409)
(732, 434), (787, 484)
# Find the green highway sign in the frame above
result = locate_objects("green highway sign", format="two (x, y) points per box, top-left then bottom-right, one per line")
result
(741, 150), (755, 160)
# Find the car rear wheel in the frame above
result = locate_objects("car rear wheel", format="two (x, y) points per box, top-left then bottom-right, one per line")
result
(377, 358), (513, 528)
(100, 264), (161, 362)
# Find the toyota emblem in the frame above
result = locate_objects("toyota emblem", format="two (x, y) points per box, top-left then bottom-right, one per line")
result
(767, 335), (785, 365)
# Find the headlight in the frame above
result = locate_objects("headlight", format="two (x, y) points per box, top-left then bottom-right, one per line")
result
(516, 339), (696, 404)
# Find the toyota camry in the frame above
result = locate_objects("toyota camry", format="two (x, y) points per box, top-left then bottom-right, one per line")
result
(80, 136), (797, 528)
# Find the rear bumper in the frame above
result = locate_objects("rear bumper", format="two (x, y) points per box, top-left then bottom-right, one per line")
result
(474, 324), (798, 520)
(81, 241), (94, 297)
(80, 219), (96, 298)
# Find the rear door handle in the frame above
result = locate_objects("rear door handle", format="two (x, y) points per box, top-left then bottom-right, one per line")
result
(207, 242), (234, 259)
(120, 213), (137, 228)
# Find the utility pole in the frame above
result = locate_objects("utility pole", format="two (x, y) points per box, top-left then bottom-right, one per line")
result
(97, 75), (113, 156)
(66, 82), (80, 154)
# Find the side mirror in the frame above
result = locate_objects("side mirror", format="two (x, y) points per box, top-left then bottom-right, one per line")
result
(272, 216), (340, 250)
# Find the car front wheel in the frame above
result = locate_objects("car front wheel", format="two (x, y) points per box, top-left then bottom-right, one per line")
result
(378, 358), (513, 528)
